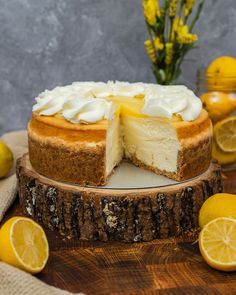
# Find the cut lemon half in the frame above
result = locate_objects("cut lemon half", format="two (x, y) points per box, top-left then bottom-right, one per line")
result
(214, 116), (236, 152)
(199, 217), (236, 272)
(0, 217), (49, 274)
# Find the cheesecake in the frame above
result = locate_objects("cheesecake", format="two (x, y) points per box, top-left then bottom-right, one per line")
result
(28, 82), (212, 185)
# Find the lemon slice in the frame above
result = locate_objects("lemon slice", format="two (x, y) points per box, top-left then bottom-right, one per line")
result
(199, 217), (236, 272)
(214, 116), (236, 152)
(0, 217), (49, 274)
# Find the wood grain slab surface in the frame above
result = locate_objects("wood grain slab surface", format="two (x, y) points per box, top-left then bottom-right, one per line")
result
(2, 170), (236, 295)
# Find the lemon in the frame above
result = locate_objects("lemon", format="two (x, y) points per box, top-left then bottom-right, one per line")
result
(0, 217), (49, 274)
(214, 116), (236, 152)
(206, 56), (236, 92)
(199, 217), (236, 272)
(201, 91), (236, 123)
(0, 141), (14, 178)
(199, 193), (236, 228)
(212, 140), (236, 165)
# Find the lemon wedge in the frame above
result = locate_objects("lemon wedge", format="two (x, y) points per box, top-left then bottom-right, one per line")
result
(0, 217), (49, 274)
(199, 217), (236, 272)
(214, 116), (236, 152)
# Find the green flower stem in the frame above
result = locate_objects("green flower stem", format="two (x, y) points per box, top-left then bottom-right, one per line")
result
(189, 0), (205, 32)
(169, 17), (174, 42)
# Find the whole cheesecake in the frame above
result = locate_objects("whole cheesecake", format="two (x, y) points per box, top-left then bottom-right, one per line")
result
(28, 82), (212, 185)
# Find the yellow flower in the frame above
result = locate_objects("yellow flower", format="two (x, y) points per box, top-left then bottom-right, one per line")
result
(165, 42), (174, 65)
(169, 0), (178, 17)
(143, 0), (160, 26)
(184, 0), (196, 16)
(171, 17), (198, 44)
(178, 24), (188, 36)
(154, 37), (164, 50)
(178, 33), (198, 43)
(171, 17), (183, 40)
(144, 40), (157, 63)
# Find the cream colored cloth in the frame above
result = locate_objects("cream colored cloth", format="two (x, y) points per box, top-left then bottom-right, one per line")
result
(0, 130), (85, 295)
(0, 130), (28, 222)
(0, 262), (84, 295)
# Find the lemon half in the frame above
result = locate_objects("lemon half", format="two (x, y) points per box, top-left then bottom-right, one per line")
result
(199, 217), (236, 272)
(0, 217), (49, 274)
(214, 116), (236, 152)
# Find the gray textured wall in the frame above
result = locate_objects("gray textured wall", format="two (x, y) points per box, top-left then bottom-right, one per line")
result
(0, 0), (235, 134)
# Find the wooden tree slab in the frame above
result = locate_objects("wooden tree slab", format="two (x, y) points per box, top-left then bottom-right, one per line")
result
(17, 154), (222, 242)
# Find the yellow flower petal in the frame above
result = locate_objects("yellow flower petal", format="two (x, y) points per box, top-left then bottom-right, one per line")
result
(144, 40), (157, 63)
(154, 37), (164, 50)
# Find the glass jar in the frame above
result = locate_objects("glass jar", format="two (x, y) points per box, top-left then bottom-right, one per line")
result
(195, 68), (236, 95)
(195, 68), (236, 171)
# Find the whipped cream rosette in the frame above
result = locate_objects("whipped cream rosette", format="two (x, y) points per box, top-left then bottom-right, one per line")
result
(142, 85), (202, 121)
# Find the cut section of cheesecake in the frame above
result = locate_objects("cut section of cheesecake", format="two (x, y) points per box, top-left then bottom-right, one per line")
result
(122, 110), (212, 181)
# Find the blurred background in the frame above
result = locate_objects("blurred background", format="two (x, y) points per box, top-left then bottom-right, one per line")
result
(0, 0), (235, 134)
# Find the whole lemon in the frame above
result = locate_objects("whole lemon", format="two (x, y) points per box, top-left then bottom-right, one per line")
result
(0, 141), (14, 178)
(199, 193), (236, 228)
(201, 91), (236, 123)
(206, 56), (236, 92)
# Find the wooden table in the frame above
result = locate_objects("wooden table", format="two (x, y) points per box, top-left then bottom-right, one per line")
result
(3, 171), (236, 295)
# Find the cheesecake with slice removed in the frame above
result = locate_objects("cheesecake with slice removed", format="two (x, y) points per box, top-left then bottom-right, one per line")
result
(28, 82), (212, 185)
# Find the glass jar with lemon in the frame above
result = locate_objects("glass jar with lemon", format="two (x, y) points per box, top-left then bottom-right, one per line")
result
(196, 56), (236, 170)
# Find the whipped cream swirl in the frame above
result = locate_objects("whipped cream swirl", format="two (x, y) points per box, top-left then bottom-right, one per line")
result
(33, 86), (114, 123)
(142, 85), (202, 121)
(62, 97), (114, 124)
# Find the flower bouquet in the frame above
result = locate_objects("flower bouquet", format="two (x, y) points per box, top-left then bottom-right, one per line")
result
(143, 0), (205, 85)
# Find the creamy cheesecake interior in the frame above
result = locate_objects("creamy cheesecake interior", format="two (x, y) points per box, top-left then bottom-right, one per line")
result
(122, 116), (180, 173)
(105, 115), (123, 176)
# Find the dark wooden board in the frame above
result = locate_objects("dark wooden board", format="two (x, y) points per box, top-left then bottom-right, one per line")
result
(2, 170), (236, 295)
